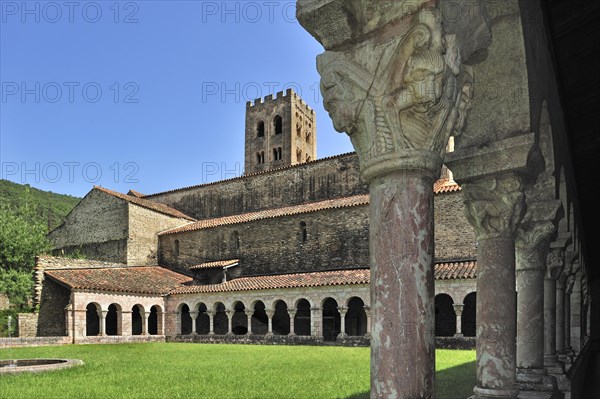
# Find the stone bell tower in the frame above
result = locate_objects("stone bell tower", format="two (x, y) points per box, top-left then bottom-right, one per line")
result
(244, 88), (317, 175)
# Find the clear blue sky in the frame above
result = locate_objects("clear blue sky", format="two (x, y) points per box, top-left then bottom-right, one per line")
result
(0, 1), (354, 197)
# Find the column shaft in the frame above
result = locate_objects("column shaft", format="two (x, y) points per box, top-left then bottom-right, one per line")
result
(516, 267), (545, 369)
(475, 237), (518, 398)
(544, 278), (557, 362)
(369, 170), (435, 399)
(556, 284), (565, 355)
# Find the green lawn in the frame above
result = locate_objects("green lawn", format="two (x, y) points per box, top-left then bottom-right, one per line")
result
(0, 343), (475, 399)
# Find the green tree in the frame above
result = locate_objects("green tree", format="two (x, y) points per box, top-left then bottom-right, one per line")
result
(0, 201), (51, 273)
(0, 188), (51, 311)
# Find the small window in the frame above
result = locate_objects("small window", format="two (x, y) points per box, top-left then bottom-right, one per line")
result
(274, 115), (283, 135)
(296, 149), (302, 163)
(273, 147), (283, 161)
(296, 123), (302, 137)
(257, 152), (265, 164)
(278, 147), (282, 160)
(300, 221), (307, 242)
(306, 132), (311, 143)
(257, 121), (265, 137)
(174, 240), (180, 257)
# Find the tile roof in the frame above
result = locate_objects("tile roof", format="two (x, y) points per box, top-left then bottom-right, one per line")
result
(434, 261), (477, 280)
(172, 261), (477, 294)
(44, 261), (476, 296)
(433, 178), (461, 194)
(172, 268), (370, 294)
(127, 189), (146, 198)
(94, 186), (196, 221)
(160, 194), (370, 235)
(45, 266), (193, 295)
(190, 259), (240, 270)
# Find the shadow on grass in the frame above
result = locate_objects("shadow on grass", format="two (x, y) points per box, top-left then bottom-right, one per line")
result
(344, 360), (476, 399)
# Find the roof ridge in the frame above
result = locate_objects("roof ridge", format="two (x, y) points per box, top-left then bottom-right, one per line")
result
(93, 186), (196, 221)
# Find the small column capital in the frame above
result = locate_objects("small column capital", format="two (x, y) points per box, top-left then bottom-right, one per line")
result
(189, 311), (199, 321)
(287, 309), (297, 317)
(244, 310), (254, 318)
(225, 310), (234, 319)
(265, 309), (275, 318)
(205, 310), (214, 317)
(452, 303), (464, 316)
(337, 307), (348, 316)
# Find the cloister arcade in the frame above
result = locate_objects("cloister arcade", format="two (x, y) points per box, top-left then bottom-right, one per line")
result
(167, 286), (370, 341)
(64, 281), (476, 343)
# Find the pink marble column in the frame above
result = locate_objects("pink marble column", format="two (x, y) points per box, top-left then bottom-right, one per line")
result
(370, 170), (436, 398)
(456, 173), (527, 399)
(296, 3), (490, 397)
(475, 237), (519, 398)
(515, 210), (559, 392)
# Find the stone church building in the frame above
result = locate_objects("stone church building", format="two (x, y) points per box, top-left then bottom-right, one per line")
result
(37, 90), (476, 346)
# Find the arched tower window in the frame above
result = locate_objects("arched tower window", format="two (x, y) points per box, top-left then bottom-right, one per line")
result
(257, 121), (265, 137)
(296, 149), (302, 163)
(274, 115), (283, 135)
(257, 151), (265, 164)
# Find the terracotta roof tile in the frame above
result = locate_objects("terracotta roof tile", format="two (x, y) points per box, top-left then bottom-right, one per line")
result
(433, 178), (461, 194)
(160, 194), (370, 235)
(127, 189), (146, 198)
(434, 261), (477, 279)
(190, 259), (240, 270)
(45, 266), (193, 295)
(172, 261), (477, 294)
(172, 268), (370, 294)
(94, 186), (196, 221)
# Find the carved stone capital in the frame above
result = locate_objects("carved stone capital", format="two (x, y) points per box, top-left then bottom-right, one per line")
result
(515, 199), (561, 270)
(452, 304), (464, 316)
(298, 1), (491, 183)
(462, 173), (525, 240)
(545, 248), (564, 280)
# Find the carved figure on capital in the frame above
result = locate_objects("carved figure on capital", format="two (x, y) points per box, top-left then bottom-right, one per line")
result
(546, 248), (564, 280)
(462, 174), (525, 240)
(316, 7), (473, 175)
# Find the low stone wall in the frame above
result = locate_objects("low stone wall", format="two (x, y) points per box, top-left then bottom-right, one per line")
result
(169, 334), (370, 347)
(18, 313), (39, 338)
(73, 335), (166, 345)
(435, 336), (476, 350)
(0, 336), (71, 349)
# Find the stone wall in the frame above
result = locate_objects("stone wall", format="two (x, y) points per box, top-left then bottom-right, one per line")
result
(159, 188), (475, 276)
(17, 313), (38, 337)
(146, 153), (366, 220)
(48, 189), (128, 263)
(127, 204), (191, 265)
(34, 255), (126, 306)
(434, 190), (477, 261)
(159, 204), (370, 276)
(37, 278), (70, 336)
